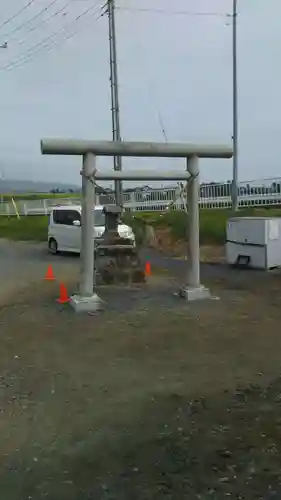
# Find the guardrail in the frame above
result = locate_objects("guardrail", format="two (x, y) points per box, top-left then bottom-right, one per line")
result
(1, 178), (281, 215)
(0, 197), (82, 216)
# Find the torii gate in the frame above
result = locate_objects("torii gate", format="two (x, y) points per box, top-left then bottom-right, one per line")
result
(41, 139), (233, 312)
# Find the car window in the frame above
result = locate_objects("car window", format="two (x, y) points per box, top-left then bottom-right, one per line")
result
(53, 210), (81, 226)
(93, 209), (105, 227)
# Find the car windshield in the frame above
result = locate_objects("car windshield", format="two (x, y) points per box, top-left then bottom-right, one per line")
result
(93, 209), (105, 227)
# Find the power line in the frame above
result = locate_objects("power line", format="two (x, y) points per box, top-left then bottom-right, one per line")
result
(0, 0), (101, 70)
(0, 2), (103, 71)
(1, 0), (62, 41)
(5, 0), (75, 49)
(17, 1), (71, 47)
(0, 0), (36, 31)
(3, 17), (101, 73)
(128, 36), (175, 192)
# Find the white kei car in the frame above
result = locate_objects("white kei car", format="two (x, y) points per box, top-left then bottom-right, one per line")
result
(48, 204), (135, 254)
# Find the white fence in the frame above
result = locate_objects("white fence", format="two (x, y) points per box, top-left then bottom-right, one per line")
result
(1, 178), (281, 215)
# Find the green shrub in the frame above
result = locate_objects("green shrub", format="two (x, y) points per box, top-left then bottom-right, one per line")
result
(123, 213), (146, 246)
(131, 207), (281, 246)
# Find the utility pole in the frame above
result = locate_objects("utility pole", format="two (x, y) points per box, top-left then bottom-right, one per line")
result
(0, 43), (8, 204)
(0, 170), (5, 204)
(231, 0), (238, 211)
(107, 0), (122, 206)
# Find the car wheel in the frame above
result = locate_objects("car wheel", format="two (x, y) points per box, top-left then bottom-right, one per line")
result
(48, 238), (58, 255)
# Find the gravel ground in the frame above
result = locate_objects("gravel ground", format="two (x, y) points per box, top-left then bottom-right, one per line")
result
(1, 239), (275, 303)
(1, 241), (281, 499)
(0, 239), (79, 303)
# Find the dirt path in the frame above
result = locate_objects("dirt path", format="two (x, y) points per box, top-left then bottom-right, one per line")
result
(1, 244), (281, 498)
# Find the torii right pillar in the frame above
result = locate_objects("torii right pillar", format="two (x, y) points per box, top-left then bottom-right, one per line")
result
(179, 155), (211, 301)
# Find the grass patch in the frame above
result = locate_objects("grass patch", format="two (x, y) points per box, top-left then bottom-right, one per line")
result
(130, 207), (281, 245)
(1, 207), (281, 244)
(0, 215), (48, 241)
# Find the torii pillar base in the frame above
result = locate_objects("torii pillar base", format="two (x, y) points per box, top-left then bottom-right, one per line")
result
(69, 293), (103, 313)
(178, 285), (211, 301)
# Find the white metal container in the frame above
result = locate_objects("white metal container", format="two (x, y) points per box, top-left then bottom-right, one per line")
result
(226, 217), (281, 269)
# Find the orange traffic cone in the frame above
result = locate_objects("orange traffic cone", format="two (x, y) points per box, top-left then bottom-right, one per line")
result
(56, 283), (70, 304)
(145, 261), (151, 276)
(45, 265), (55, 281)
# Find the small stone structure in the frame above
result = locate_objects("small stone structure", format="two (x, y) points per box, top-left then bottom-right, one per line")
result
(94, 205), (145, 285)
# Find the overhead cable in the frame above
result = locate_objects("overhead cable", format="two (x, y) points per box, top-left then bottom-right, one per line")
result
(0, 0), (36, 31)
(1, 2), (103, 71)
(1, 0), (62, 40)
(17, 1), (72, 46)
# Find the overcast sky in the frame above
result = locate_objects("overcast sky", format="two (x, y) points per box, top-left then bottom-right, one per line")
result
(0, 0), (279, 187)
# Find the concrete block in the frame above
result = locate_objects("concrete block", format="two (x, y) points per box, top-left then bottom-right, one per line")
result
(69, 293), (103, 313)
(178, 285), (212, 301)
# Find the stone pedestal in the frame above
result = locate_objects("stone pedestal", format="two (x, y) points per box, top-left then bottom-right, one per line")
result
(69, 293), (103, 313)
(95, 238), (145, 286)
(178, 285), (211, 301)
(94, 205), (145, 286)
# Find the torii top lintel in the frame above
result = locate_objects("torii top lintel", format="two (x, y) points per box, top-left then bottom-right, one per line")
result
(41, 139), (233, 160)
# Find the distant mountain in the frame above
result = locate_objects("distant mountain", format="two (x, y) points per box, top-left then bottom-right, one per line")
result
(0, 178), (115, 196)
(0, 179), (80, 194)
